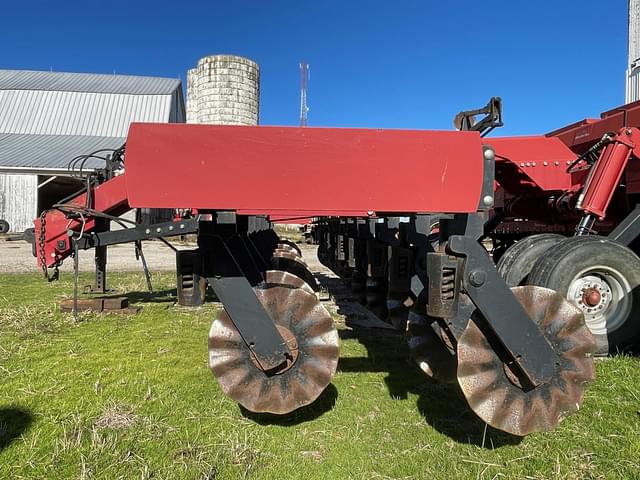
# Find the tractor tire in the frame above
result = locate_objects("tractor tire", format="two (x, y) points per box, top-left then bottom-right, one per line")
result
(528, 236), (640, 355)
(497, 234), (565, 286)
(0, 219), (9, 234)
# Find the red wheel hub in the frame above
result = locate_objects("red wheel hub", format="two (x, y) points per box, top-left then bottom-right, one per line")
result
(582, 288), (601, 307)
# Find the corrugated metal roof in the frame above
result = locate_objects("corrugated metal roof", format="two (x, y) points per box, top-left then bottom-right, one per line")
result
(0, 69), (181, 95)
(0, 133), (125, 170)
(0, 69), (184, 169)
(0, 90), (172, 137)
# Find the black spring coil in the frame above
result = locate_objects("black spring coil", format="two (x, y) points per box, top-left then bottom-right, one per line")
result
(441, 267), (456, 301)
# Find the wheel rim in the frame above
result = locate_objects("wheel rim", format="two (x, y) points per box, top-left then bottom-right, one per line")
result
(567, 265), (632, 336)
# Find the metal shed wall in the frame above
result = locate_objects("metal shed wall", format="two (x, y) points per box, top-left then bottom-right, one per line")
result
(0, 70), (186, 232)
(0, 173), (37, 232)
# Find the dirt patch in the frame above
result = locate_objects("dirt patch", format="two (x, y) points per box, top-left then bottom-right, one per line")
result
(94, 404), (137, 430)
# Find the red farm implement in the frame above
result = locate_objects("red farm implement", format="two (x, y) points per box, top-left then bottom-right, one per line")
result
(31, 98), (640, 436)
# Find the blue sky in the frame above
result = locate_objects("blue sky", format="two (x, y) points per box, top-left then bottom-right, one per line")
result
(0, 0), (628, 135)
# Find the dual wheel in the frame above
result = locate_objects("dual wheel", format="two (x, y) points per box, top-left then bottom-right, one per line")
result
(497, 234), (640, 355)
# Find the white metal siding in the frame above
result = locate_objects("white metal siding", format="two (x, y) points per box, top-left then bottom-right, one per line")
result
(0, 173), (37, 232)
(0, 90), (172, 137)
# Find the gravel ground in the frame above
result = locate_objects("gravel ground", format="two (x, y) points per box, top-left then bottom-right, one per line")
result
(0, 235), (187, 274)
(0, 235), (388, 325)
(0, 235), (322, 275)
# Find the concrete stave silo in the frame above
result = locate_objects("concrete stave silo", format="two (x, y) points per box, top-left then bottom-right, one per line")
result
(186, 68), (199, 124)
(187, 55), (260, 126)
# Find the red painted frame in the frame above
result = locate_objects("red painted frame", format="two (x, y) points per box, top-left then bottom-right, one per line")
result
(124, 123), (486, 216)
(35, 174), (129, 268)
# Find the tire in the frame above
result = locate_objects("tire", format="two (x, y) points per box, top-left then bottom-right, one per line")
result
(491, 241), (512, 263)
(528, 236), (640, 355)
(0, 219), (9, 234)
(497, 234), (565, 286)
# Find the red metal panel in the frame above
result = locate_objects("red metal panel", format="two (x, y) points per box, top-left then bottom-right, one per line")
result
(547, 100), (640, 153)
(124, 123), (485, 215)
(490, 136), (577, 191)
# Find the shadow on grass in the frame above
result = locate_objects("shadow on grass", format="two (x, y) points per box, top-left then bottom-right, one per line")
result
(316, 270), (522, 448)
(338, 327), (522, 448)
(123, 288), (178, 304)
(126, 287), (222, 306)
(414, 380), (522, 448)
(0, 407), (33, 452)
(239, 383), (338, 426)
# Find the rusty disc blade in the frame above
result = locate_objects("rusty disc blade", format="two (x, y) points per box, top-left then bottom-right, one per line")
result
(407, 310), (458, 383)
(275, 246), (299, 257)
(271, 253), (319, 291)
(209, 285), (339, 414)
(272, 245), (304, 262)
(277, 240), (302, 256)
(457, 286), (596, 436)
(273, 249), (308, 267)
(264, 269), (314, 294)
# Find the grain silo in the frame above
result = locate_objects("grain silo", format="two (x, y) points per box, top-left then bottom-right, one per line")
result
(186, 55), (260, 126)
(186, 68), (199, 124)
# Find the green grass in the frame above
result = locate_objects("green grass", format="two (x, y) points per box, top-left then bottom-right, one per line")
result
(1, 271), (639, 479)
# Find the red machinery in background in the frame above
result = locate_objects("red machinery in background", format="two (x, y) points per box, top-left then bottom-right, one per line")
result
(491, 100), (640, 355)
(31, 98), (640, 437)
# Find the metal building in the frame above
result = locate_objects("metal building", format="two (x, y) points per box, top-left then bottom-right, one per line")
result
(0, 69), (185, 232)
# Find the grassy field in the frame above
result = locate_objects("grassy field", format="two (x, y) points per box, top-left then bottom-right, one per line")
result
(1, 271), (639, 479)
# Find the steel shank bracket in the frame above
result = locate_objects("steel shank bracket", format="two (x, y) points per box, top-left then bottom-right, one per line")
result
(204, 234), (291, 374)
(447, 235), (558, 387)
